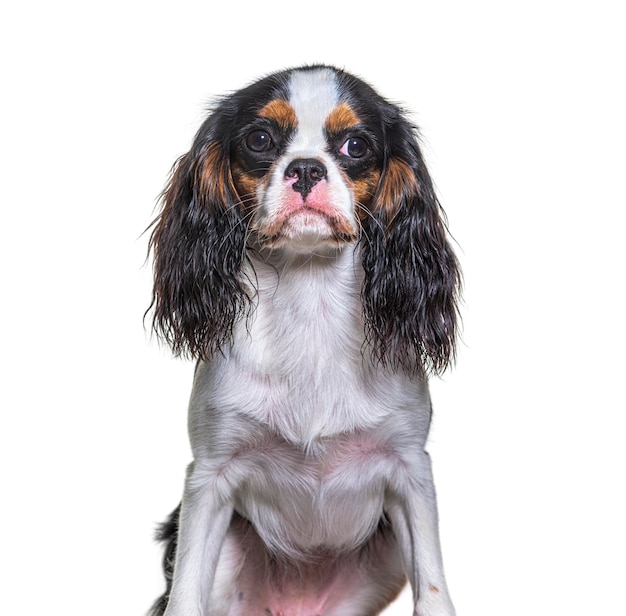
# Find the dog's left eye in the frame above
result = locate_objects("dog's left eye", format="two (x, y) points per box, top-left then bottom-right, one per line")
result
(339, 136), (370, 159)
(246, 130), (274, 153)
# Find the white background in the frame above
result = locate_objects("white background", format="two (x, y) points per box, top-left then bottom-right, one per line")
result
(1, 1), (624, 614)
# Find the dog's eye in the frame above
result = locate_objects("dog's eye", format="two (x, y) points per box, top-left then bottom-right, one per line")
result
(339, 136), (370, 159)
(246, 130), (274, 153)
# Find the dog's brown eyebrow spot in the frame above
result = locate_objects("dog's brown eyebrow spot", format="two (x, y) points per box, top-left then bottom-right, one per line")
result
(325, 102), (361, 133)
(258, 99), (298, 130)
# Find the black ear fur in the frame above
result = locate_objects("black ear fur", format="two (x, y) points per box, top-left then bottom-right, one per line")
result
(360, 112), (461, 375)
(148, 127), (249, 361)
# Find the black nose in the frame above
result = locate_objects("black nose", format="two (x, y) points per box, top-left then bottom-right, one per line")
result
(284, 158), (327, 199)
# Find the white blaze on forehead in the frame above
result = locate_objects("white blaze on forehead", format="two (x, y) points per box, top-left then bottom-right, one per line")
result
(288, 68), (339, 152)
(256, 66), (356, 245)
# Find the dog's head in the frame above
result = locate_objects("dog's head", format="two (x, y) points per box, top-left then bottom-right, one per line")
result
(149, 65), (461, 374)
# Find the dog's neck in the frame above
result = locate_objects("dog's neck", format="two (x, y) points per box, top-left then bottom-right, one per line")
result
(220, 244), (386, 444)
(244, 244), (364, 344)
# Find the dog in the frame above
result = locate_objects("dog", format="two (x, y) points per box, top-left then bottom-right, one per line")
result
(147, 65), (461, 616)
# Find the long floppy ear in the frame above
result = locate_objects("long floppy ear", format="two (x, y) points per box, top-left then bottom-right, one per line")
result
(147, 132), (249, 361)
(360, 113), (461, 375)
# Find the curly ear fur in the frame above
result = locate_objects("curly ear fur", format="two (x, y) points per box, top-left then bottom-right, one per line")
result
(148, 133), (250, 361)
(360, 112), (461, 375)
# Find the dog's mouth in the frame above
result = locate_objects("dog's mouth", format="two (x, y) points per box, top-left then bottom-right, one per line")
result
(254, 202), (358, 250)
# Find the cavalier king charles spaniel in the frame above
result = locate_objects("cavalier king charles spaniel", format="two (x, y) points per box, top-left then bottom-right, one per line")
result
(148, 65), (461, 616)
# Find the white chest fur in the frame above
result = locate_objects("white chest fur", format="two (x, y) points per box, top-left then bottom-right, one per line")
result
(201, 248), (410, 444)
(185, 247), (432, 555)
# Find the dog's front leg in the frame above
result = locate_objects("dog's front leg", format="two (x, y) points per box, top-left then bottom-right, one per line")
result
(387, 452), (455, 616)
(163, 462), (233, 616)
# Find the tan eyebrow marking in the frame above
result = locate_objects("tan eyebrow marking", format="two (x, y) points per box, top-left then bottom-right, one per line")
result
(324, 102), (361, 133)
(257, 99), (298, 130)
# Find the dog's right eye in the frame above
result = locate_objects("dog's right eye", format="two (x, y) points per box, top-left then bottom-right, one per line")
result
(245, 130), (274, 153)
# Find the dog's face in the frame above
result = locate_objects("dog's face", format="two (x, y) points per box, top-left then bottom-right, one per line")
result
(228, 67), (383, 251)
(150, 65), (460, 372)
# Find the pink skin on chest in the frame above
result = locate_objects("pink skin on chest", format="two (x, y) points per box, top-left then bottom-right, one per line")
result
(219, 433), (405, 616)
